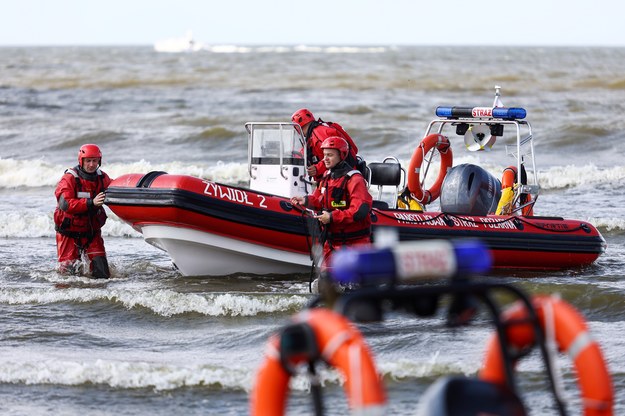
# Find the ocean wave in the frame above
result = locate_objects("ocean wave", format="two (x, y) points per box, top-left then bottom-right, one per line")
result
(0, 334), (617, 393)
(212, 45), (389, 54)
(294, 45), (388, 54)
(6, 157), (623, 190)
(181, 126), (239, 142)
(0, 158), (64, 188)
(0, 358), (255, 391)
(0, 158), (248, 188)
(0, 211), (55, 238)
(0, 211), (139, 238)
(378, 357), (476, 382)
(46, 130), (128, 151)
(591, 217), (625, 234)
(0, 287), (308, 317)
(0, 354), (469, 393)
(539, 164), (625, 189)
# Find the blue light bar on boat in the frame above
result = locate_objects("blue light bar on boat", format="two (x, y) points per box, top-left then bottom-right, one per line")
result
(435, 106), (526, 120)
(329, 239), (492, 285)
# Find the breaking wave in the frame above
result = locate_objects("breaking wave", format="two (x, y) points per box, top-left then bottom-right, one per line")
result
(3, 157), (624, 190)
(0, 287), (308, 317)
(0, 287), (308, 316)
(0, 211), (139, 238)
(0, 158), (248, 188)
(0, 358), (255, 391)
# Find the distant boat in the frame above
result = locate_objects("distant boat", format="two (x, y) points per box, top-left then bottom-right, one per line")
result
(154, 31), (203, 53)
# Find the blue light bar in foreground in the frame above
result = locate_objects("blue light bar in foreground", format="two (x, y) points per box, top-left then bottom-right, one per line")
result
(330, 239), (492, 285)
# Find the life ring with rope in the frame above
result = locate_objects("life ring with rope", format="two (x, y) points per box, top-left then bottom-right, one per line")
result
(501, 165), (516, 189)
(480, 295), (614, 416)
(407, 133), (453, 205)
(250, 308), (386, 415)
(495, 165), (534, 216)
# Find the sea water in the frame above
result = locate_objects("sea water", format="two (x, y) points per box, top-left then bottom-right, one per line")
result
(1, 45), (624, 415)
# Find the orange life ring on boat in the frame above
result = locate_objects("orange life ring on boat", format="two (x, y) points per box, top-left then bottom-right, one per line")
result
(250, 308), (386, 415)
(407, 133), (453, 205)
(498, 165), (534, 216)
(501, 166), (516, 189)
(480, 295), (614, 416)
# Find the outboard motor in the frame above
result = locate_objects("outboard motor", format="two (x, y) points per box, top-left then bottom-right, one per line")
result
(440, 164), (501, 216)
(416, 376), (527, 416)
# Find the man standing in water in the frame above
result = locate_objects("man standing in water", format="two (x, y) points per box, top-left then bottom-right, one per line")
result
(54, 144), (112, 278)
(290, 136), (372, 269)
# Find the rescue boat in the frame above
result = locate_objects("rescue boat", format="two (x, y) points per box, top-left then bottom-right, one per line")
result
(105, 88), (606, 276)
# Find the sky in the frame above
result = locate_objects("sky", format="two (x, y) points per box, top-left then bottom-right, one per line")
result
(1, 0), (624, 47)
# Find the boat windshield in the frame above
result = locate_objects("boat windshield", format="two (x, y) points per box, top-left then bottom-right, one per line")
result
(246, 122), (306, 165)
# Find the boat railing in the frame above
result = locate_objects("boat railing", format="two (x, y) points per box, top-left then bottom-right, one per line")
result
(424, 115), (540, 208)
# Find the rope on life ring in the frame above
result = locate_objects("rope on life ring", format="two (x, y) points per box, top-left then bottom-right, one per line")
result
(480, 295), (614, 416)
(407, 133), (453, 205)
(250, 308), (386, 415)
(495, 165), (534, 216)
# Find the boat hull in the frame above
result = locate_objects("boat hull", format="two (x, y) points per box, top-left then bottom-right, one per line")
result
(142, 224), (311, 276)
(105, 173), (606, 276)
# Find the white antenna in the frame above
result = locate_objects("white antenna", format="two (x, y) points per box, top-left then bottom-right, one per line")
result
(493, 85), (504, 108)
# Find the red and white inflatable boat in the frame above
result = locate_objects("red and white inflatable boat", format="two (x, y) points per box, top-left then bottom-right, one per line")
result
(105, 89), (606, 276)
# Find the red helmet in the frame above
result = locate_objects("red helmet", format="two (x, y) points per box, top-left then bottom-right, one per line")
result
(291, 108), (315, 127)
(321, 136), (349, 160)
(78, 144), (102, 166)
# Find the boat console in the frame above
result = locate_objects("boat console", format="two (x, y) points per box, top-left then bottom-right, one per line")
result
(246, 122), (310, 198)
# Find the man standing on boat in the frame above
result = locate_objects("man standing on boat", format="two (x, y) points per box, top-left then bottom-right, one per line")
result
(290, 136), (372, 269)
(54, 144), (112, 278)
(291, 108), (359, 181)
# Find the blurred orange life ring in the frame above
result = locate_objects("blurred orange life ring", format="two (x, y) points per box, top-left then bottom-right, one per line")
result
(480, 295), (614, 416)
(407, 133), (453, 205)
(250, 308), (386, 415)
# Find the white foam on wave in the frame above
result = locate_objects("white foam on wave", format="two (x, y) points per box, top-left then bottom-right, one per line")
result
(444, 157), (625, 190)
(0, 157), (63, 188)
(0, 357), (254, 391)
(154, 43), (389, 54)
(0, 158), (249, 188)
(293, 45), (388, 54)
(204, 45), (254, 54)
(255, 354), (479, 393)
(0, 353), (419, 392)
(539, 164), (625, 189)
(102, 212), (143, 237)
(589, 216), (625, 232)
(0, 287), (308, 317)
(377, 356), (477, 380)
(0, 211), (140, 238)
(0, 211), (55, 238)
(6, 157), (623, 191)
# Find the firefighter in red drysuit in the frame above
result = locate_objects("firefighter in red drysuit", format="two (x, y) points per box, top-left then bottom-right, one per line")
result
(291, 108), (359, 181)
(54, 144), (112, 278)
(290, 136), (372, 269)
